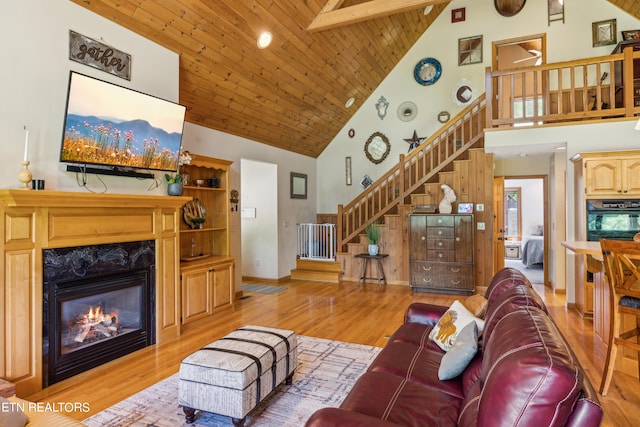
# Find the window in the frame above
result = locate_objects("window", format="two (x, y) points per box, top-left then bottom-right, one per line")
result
(504, 188), (522, 239)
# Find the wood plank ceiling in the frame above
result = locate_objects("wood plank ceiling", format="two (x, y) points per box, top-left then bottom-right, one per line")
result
(70, 0), (449, 158)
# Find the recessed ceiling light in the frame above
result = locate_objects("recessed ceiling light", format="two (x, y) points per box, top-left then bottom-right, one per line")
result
(257, 31), (272, 49)
(345, 97), (355, 108)
(424, 6), (433, 15)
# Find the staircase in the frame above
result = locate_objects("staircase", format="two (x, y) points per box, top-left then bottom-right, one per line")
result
(292, 94), (495, 286)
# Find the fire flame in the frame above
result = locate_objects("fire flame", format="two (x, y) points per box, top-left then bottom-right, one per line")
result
(83, 306), (117, 324)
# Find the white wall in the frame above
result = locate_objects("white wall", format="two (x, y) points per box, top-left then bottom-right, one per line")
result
(316, 0), (640, 212)
(0, 0), (179, 194)
(183, 124), (317, 281)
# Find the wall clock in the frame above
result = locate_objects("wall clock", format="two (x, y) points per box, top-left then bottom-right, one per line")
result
(364, 132), (391, 164)
(414, 58), (442, 86)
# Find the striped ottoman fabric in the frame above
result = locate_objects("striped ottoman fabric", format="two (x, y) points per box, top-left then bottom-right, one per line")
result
(178, 325), (298, 426)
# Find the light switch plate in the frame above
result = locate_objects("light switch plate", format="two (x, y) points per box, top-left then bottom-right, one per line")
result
(477, 222), (485, 230)
(476, 203), (484, 211)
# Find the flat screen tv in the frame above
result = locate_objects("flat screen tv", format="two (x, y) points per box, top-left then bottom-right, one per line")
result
(60, 71), (186, 175)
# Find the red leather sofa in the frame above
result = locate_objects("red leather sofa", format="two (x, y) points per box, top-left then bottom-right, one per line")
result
(305, 268), (603, 427)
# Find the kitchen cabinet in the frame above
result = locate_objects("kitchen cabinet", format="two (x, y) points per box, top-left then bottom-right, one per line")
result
(579, 152), (640, 197)
(409, 214), (474, 294)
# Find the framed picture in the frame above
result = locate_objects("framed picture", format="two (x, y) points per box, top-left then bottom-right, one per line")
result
(457, 203), (474, 214)
(360, 175), (373, 189)
(452, 8), (465, 23)
(345, 157), (352, 186)
(592, 19), (617, 47)
(458, 35), (483, 66)
(290, 172), (307, 199)
(621, 30), (640, 41)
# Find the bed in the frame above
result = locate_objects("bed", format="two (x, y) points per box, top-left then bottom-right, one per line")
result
(521, 235), (544, 267)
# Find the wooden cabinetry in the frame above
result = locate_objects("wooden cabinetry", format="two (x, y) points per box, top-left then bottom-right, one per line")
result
(179, 154), (235, 326)
(181, 259), (234, 324)
(584, 156), (640, 197)
(409, 214), (474, 294)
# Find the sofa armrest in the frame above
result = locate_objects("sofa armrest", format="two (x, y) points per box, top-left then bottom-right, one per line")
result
(403, 302), (447, 327)
(305, 407), (401, 427)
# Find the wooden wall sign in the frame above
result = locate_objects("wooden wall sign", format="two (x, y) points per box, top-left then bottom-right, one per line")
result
(69, 30), (131, 80)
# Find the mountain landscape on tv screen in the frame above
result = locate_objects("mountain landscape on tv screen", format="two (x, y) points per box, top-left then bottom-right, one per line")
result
(61, 114), (183, 171)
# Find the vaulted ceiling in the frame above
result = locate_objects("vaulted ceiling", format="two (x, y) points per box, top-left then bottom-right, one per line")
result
(70, 0), (449, 158)
(70, 1), (640, 158)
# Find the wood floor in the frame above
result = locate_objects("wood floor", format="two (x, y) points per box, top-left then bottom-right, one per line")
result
(26, 279), (639, 426)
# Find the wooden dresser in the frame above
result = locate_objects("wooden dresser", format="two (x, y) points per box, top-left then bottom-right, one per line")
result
(409, 214), (474, 294)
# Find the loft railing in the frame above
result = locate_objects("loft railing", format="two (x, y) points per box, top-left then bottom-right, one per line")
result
(485, 45), (640, 128)
(337, 95), (486, 251)
(297, 223), (336, 261)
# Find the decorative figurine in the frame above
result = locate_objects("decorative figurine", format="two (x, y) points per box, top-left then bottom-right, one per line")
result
(439, 184), (457, 214)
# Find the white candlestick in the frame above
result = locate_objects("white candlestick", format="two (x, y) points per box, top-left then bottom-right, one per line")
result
(23, 129), (29, 162)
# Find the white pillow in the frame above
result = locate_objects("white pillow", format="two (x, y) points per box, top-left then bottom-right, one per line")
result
(429, 300), (484, 351)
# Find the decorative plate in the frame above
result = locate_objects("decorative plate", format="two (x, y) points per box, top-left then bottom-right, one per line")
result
(397, 101), (417, 121)
(414, 58), (442, 86)
(452, 79), (475, 106)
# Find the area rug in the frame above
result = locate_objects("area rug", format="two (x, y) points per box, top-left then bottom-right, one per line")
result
(242, 284), (287, 294)
(504, 259), (544, 284)
(83, 336), (381, 426)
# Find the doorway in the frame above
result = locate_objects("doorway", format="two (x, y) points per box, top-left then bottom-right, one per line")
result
(240, 159), (279, 279)
(495, 176), (548, 285)
(492, 34), (547, 124)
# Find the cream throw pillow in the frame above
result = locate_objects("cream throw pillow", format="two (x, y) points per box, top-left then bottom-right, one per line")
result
(429, 300), (485, 351)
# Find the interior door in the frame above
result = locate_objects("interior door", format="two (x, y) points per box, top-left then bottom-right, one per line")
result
(493, 177), (505, 274)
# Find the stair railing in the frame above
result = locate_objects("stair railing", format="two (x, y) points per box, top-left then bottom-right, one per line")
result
(337, 94), (486, 251)
(297, 223), (336, 261)
(485, 46), (640, 127)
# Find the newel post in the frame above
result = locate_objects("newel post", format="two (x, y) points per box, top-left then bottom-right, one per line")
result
(398, 154), (406, 200)
(623, 46), (635, 118)
(337, 204), (344, 252)
(485, 66), (494, 129)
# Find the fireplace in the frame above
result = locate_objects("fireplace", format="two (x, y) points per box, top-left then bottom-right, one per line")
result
(43, 240), (155, 387)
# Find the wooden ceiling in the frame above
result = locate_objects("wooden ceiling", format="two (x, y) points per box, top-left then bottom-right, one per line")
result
(70, 0), (449, 158)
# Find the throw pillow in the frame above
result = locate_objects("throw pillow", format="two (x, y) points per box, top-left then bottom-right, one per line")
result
(438, 322), (478, 380)
(429, 300), (485, 351)
(0, 397), (29, 427)
(463, 294), (488, 318)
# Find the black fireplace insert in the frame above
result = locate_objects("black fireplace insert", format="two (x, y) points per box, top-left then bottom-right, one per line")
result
(43, 240), (155, 387)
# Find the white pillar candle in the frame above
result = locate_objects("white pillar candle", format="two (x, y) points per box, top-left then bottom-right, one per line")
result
(23, 128), (29, 162)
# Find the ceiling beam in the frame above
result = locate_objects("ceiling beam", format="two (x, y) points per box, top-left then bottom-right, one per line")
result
(307, 0), (450, 32)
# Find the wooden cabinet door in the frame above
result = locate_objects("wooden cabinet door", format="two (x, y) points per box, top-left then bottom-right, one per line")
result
(622, 158), (640, 194)
(454, 215), (474, 262)
(585, 159), (621, 195)
(408, 215), (427, 261)
(181, 267), (211, 324)
(212, 261), (234, 310)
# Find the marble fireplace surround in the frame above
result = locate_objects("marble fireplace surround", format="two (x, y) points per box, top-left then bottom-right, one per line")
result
(0, 190), (190, 396)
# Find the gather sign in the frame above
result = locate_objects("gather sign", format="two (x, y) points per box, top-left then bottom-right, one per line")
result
(68, 30), (131, 80)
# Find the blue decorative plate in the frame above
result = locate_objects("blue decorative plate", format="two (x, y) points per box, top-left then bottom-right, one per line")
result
(414, 58), (442, 86)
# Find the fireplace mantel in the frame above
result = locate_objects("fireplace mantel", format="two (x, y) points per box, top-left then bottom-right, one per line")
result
(0, 190), (191, 395)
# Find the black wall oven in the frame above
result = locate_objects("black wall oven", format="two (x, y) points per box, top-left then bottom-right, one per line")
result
(586, 199), (640, 241)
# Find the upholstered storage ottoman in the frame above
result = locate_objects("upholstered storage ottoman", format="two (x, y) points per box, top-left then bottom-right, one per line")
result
(178, 325), (298, 426)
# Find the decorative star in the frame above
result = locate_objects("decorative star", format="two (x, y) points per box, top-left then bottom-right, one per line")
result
(404, 130), (425, 152)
